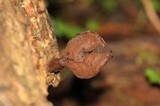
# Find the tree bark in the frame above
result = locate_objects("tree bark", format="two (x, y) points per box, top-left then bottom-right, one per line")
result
(0, 0), (60, 105)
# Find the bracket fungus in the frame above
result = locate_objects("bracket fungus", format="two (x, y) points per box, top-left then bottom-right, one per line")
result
(48, 31), (112, 79)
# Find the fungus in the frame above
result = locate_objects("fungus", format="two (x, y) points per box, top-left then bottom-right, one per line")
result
(48, 31), (112, 79)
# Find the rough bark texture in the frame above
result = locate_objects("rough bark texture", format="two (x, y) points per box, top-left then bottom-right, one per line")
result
(0, 0), (60, 105)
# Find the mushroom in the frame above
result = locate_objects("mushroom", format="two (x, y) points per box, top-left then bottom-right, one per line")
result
(48, 31), (112, 79)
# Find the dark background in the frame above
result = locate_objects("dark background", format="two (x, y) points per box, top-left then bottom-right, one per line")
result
(46, 0), (160, 106)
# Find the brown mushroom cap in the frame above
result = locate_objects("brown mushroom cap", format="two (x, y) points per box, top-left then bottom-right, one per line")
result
(59, 30), (112, 79)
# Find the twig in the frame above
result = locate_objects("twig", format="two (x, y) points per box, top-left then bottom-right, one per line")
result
(141, 0), (160, 34)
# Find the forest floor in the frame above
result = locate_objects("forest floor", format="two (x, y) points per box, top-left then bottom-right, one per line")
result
(46, 1), (160, 105)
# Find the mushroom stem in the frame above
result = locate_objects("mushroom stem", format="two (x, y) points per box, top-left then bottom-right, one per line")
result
(47, 58), (63, 73)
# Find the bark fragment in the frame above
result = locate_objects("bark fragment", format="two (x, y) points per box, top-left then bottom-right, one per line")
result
(22, 0), (60, 87)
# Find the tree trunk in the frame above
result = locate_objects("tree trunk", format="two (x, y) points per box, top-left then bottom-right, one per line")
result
(0, 0), (60, 105)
